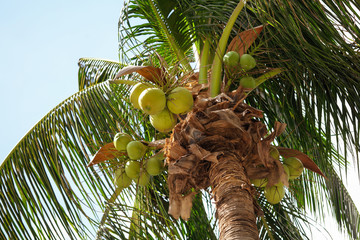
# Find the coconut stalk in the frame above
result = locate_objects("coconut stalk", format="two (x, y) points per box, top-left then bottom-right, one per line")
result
(210, 0), (245, 97)
(198, 38), (211, 84)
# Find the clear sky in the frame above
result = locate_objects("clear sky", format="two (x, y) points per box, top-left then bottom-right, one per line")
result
(0, 0), (121, 161)
(0, 1), (359, 239)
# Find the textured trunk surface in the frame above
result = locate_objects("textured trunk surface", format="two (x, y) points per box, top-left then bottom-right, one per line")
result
(210, 155), (259, 240)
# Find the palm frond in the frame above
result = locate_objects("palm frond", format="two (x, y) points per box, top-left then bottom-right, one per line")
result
(118, 0), (195, 70)
(1, 58), (218, 239)
(78, 58), (123, 90)
(0, 76), (152, 239)
(326, 168), (360, 238)
(100, 178), (218, 240)
(248, 84), (360, 238)
(118, 0), (261, 69)
(258, 194), (311, 240)
(236, 1), (360, 237)
(248, 0), (360, 164)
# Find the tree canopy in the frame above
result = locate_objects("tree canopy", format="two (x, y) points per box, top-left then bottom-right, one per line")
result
(1, 1), (360, 239)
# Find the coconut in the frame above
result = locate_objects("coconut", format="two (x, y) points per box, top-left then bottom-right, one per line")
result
(269, 146), (280, 161)
(113, 132), (132, 151)
(139, 88), (166, 115)
(137, 171), (150, 186)
(283, 157), (304, 180)
(264, 185), (285, 204)
(240, 54), (256, 71)
(167, 87), (194, 114)
(150, 108), (177, 133)
(125, 160), (141, 179)
(239, 76), (256, 89)
(251, 178), (268, 188)
(126, 141), (147, 160)
(283, 164), (290, 182)
(130, 83), (150, 109)
(114, 168), (132, 188)
(223, 51), (240, 67)
(145, 155), (164, 176)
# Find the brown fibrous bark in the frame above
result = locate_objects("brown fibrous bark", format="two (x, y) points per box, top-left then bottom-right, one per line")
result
(164, 87), (287, 239)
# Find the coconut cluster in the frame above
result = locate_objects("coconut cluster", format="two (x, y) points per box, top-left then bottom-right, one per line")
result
(112, 132), (165, 189)
(129, 83), (194, 133)
(251, 146), (304, 204)
(223, 51), (257, 89)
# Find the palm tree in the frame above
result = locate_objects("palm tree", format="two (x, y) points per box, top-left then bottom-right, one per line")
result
(1, 0), (360, 239)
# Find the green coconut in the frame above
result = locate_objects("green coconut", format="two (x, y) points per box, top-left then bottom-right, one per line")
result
(150, 108), (177, 133)
(264, 185), (285, 204)
(125, 160), (141, 179)
(126, 141), (147, 160)
(223, 51), (240, 67)
(130, 83), (150, 109)
(240, 54), (256, 71)
(283, 157), (304, 180)
(139, 88), (166, 115)
(113, 132), (132, 152)
(166, 87), (194, 114)
(114, 168), (132, 188)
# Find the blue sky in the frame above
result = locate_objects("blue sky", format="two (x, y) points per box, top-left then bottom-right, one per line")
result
(0, 1), (359, 239)
(0, 0), (121, 161)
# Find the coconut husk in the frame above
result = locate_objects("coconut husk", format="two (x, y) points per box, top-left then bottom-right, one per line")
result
(164, 88), (287, 220)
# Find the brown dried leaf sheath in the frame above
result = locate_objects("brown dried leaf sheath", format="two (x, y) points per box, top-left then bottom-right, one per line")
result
(165, 89), (287, 240)
(277, 147), (325, 178)
(114, 65), (165, 86)
(227, 25), (264, 56)
(87, 142), (125, 167)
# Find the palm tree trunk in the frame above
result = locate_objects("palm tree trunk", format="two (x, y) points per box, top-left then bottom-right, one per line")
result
(210, 154), (259, 240)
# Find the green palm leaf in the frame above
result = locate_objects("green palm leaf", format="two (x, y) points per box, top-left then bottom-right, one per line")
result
(258, 195), (310, 240)
(248, 0), (360, 160)
(0, 64), (155, 239)
(1, 82), (119, 239)
(78, 58), (123, 90)
(119, 0), (195, 70)
(99, 178), (218, 240)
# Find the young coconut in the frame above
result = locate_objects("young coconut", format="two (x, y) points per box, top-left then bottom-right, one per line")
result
(223, 51), (240, 68)
(283, 164), (290, 182)
(150, 108), (177, 133)
(137, 170), (151, 187)
(114, 168), (132, 188)
(126, 141), (147, 160)
(166, 87), (194, 114)
(145, 153), (165, 176)
(240, 54), (256, 71)
(139, 88), (166, 115)
(130, 82), (150, 109)
(264, 185), (285, 204)
(125, 160), (141, 179)
(251, 178), (268, 188)
(269, 146), (280, 161)
(113, 132), (132, 152)
(239, 76), (256, 89)
(283, 157), (304, 180)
